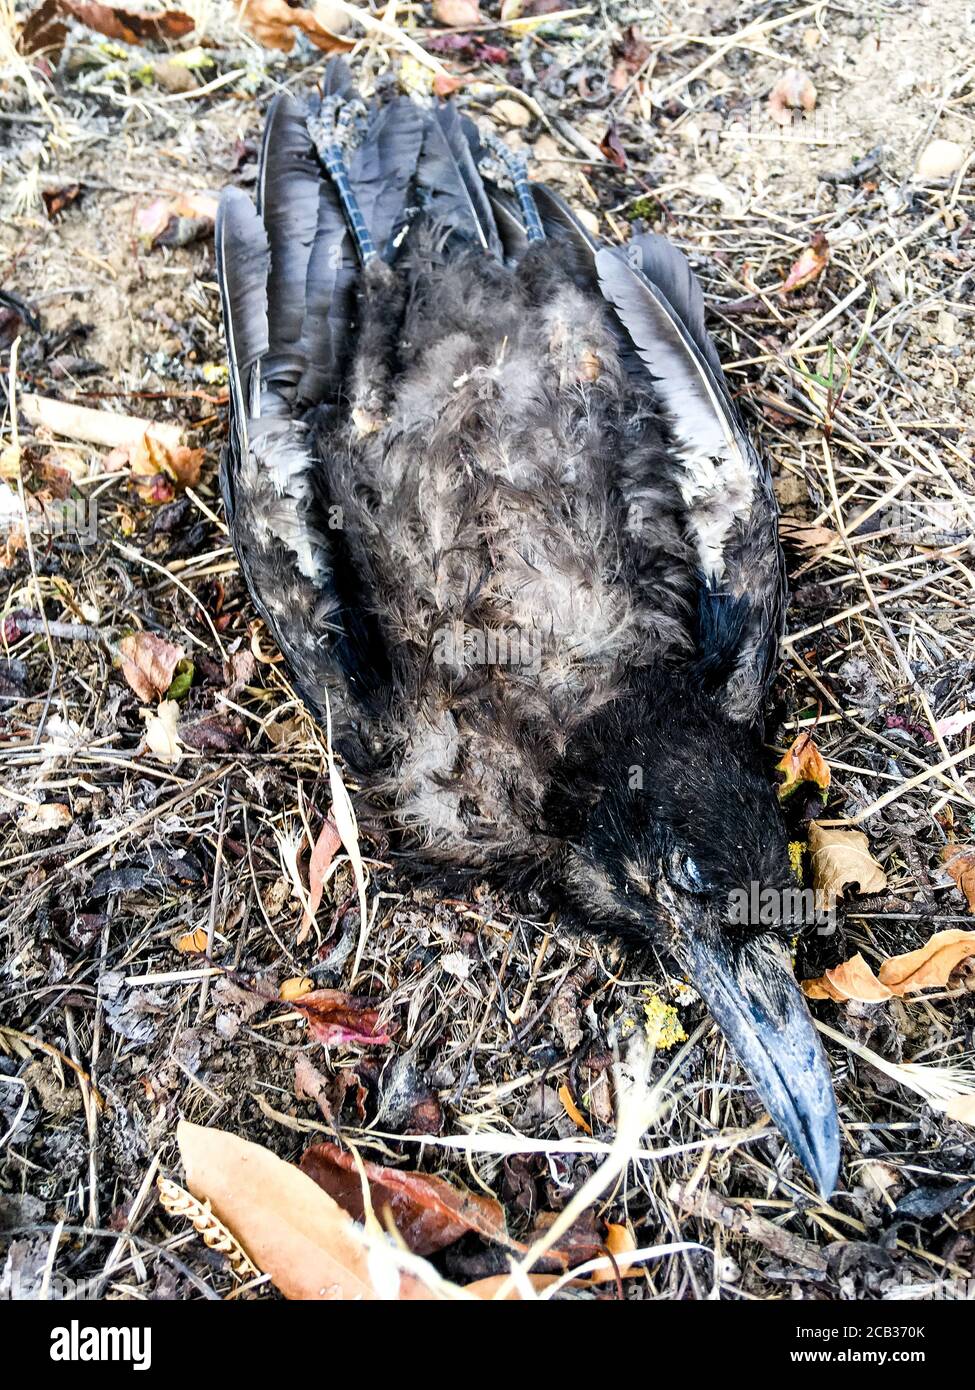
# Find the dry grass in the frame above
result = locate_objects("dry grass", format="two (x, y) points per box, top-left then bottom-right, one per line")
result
(1, 0), (974, 1301)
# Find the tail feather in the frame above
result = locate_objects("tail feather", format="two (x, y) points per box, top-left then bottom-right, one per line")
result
(349, 97), (426, 257)
(214, 187), (269, 470)
(257, 94), (326, 398)
(414, 104), (501, 255)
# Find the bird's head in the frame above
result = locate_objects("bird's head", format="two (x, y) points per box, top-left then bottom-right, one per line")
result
(570, 684), (840, 1196)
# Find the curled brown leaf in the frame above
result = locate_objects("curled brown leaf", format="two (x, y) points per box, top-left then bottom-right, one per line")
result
(301, 1142), (511, 1255)
(776, 731), (831, 801)
(944, 846), (975, 913)
(291, 988), (390, 1046)
(118, 631), (184, 702)
(780, 232), (829, 296)
(768, 68), (816, 126)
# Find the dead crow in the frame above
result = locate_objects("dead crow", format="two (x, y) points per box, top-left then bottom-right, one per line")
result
(215, 60), (839, 1195)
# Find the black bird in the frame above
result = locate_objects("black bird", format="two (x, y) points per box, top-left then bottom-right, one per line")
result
(215, 61), (840, 1195)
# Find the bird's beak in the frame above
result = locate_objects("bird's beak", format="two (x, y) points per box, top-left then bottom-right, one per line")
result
(680, 930), (840, 1196)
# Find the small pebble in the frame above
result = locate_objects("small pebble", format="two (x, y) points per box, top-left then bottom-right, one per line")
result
(492, 98), (531, 129)
(917, 139), (966, 179)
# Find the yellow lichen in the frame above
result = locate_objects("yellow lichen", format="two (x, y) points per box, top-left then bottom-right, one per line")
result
(641, 992), (687, 1050)
(788, 840), (805, 877)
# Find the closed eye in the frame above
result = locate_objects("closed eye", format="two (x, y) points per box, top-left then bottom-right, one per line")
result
(668, 849), (709, 894)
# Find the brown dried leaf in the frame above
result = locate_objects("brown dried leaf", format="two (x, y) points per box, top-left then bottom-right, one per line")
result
(944, 846), (975, 913)
(776, 731), (831, 801)
(239, 0), (352, 54)
(593, 1222), (638, 1283)
(136, 191), (218, 249)
(18, 802), (73, 836)
(300, 1142), (511, 1256)
(20, 0), (193, 53)
(600, 121), (628, 169)
(558, 1082), (592, 1135)
(808, 821), (887, 902)
(280, 976), (315, 1001)
(118, 631), (184, 701)
(175, 926), (208, 955)
(768, 67), (816, 126)
(301, 814), (342, 935)
(802, 952), (893, 1003)
(292, 988), (390, 1047)
(176, 1120), (438, 1300)
(128, 432), (203, 503)
(804, 930), (975, 1002)
(877, 930), (975, 993)
(17, 0), (68, 56)
(780, 232), (829, 295)
(42, 184), (81, 220)
(64, 0), (193, 42)
(464, 1273), (561, 1298)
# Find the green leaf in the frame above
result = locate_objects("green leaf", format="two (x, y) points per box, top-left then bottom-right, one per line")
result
(166, 658), (195, 701)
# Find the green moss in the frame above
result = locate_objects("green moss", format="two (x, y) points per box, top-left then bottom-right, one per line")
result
(626, 196), (662, 222)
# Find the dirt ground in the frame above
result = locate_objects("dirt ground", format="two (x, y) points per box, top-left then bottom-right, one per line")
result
(2, 0), (975, 1301)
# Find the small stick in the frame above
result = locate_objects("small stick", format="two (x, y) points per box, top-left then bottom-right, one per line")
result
(668, 1180), (828, 1273)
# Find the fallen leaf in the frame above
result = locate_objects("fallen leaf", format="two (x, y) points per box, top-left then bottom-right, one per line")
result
(780, 232), (829, 296)
(136, 191), (218, 249)
(18, 802), (72, 836)
(223, 648), (256, 695)
(917, 139), (965, 179)
(238, 0), (352, 53)
(166, 658), (194, 701)
(301, 1142), (511, 1256)
(610, 23), (651, 89)
(143, 700), (182, 764)
(600, 121), (627, 169)
(779, 519), (839, 553)
(280, 976), (315, 1001)
(464, 1273), (561, 1297)
(944, 846), (975, 913)
(19, 0), (193, 54)
(127, 432), (203, 503)
(294, 1054), (334, 1120)
(118, 632), (184, 701)
(593, 1222), (637, 1283)
(808, 821), (887, 902)
(41, 184), (81, 220)
(877, 929), (975, 993)
(935, 710), (975, 740)
(804, 930), (975, 1002)
(301, 814), (342, 936)
(176, 1120), (438, 1300)
(432, 0), (480, 22)
(176, 926), (209, 955)
(768, 68), (816, 126)
(557, 1083), (592, 1135)
(776, 731), (831, 801)
(17, 0), (68, 54)
(433, 72), (463, 98)
(802, 951), (893, 1003)
(291, 988), (390, 1047)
